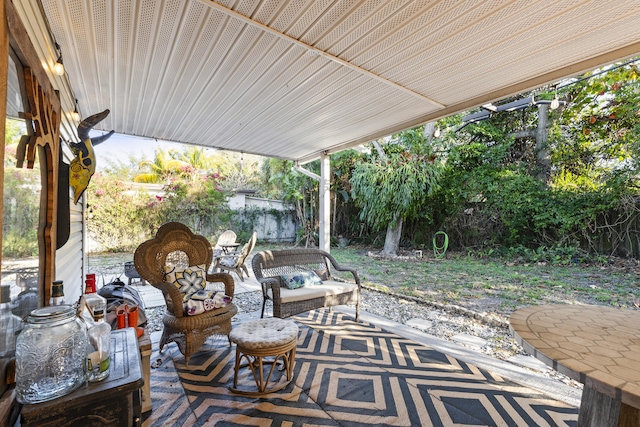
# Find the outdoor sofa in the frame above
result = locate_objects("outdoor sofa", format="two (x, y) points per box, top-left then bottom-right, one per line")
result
(251, 248), (360, 320)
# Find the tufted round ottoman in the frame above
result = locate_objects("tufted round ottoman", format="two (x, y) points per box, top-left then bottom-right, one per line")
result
(229, 317), (299, 395)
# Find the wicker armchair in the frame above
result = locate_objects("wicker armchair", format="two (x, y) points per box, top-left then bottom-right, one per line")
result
(134, 222), (237, 364)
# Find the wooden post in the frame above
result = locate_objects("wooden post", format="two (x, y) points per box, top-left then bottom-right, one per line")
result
(0, 0), (12, 418)
(319, 152), (330, 253)
(0, 0), (8, 256)
(5, 0), (61, 307)
(578, 386), (621, 427)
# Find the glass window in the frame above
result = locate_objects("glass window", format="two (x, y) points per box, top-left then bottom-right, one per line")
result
(0, 50), (42, 393)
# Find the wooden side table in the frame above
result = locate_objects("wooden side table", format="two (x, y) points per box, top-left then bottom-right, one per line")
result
(20, 328), (144, 426)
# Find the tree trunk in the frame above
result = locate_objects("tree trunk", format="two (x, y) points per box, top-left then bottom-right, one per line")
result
(507, 130), (535, 139)
(382, 216), (403, 256)
(332, 192), (336, 236)
(372, 139), (387, 160)
(536, 103), (551, 184)
(424, 122), (435, 145)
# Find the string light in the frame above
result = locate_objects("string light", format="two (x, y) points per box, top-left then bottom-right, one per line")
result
(53, 43), (64, 76)
(71, 98), (80, 122)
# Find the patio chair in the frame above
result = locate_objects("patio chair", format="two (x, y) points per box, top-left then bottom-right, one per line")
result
(124, 261), (146, 285)
(214, 231), (257, 282)
(134, 222), (237, 364)
(212, 229), (238, 264)
(213, 230), (237, 252)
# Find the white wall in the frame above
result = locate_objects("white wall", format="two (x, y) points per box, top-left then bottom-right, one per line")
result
(228, 193), (289, 211)
(230, 194), (297, 242)
(55, 143), (85, 304)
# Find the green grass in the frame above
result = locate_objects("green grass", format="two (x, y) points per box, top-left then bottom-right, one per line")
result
(322, 245), (640, 321)
(89, 243), (640, 323)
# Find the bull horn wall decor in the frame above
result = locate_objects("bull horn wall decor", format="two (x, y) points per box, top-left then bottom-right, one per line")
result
(69, 109), (114, 204)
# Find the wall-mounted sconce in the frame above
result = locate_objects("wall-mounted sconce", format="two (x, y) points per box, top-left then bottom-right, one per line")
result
(53, 42), (64, 76)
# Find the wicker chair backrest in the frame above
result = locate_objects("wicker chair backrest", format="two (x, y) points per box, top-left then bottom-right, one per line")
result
(134, 222), (213, 285)
(252, 249), (331, 282)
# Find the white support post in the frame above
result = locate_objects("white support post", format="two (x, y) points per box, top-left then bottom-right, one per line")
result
(319, 153), (331, 253)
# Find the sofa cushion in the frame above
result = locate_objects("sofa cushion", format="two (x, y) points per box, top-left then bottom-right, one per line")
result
(275, 280), (358, 304)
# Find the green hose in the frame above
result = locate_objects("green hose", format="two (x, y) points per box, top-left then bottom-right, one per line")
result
(433, 231), (449, 259)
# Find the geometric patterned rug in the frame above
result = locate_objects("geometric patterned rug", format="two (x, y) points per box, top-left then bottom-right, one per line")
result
(143, 309), (578, 426)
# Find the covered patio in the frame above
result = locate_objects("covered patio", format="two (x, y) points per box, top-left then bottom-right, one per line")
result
(3, 1), (640, 425)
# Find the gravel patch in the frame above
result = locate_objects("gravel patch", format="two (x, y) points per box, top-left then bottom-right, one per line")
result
(360, 289), (521, 359)
(359, 288), (580, 389)
(141, 287), (581, 389)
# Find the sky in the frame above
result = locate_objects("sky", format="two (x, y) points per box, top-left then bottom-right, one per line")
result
(90, 132), (199, 171)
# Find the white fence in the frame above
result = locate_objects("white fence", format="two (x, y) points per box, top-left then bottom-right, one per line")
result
(229, 192), (297, 242)
(123, 185), (298, 242)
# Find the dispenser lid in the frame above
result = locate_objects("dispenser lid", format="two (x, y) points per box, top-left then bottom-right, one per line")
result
(27, 305), (75, 323)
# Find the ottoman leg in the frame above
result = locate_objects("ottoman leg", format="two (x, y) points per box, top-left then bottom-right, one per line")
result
(286, 346), (296, 380)
(233, 347), (242, 388)
(230, 344), (296, 395)
(257, 355), (265, 393)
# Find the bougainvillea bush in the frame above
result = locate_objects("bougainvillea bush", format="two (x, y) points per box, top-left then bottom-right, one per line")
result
(87, 172), (231, 252)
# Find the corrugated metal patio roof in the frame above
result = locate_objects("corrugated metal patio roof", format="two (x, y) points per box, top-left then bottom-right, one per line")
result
(29, 0), (640, 162)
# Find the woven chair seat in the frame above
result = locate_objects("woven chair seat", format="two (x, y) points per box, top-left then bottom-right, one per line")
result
(229, 318), (299, 395)
(230, 318), (298, 350)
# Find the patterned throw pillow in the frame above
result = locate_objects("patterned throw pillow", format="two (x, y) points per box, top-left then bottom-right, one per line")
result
(280, 270), (323, 289)
(184, 289), (232, 316)
(164, 264), (206, 297)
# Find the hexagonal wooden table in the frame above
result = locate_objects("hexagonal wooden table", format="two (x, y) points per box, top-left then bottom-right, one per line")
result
(510, 304), (640, 427)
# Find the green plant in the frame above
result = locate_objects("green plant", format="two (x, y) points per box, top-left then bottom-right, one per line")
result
(87, 171), (231, 251)
(3, 119), (40, 257)
(351, 152), (441, 232)
(323, 246), (640, 321)
(86, 174), (151, 251)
